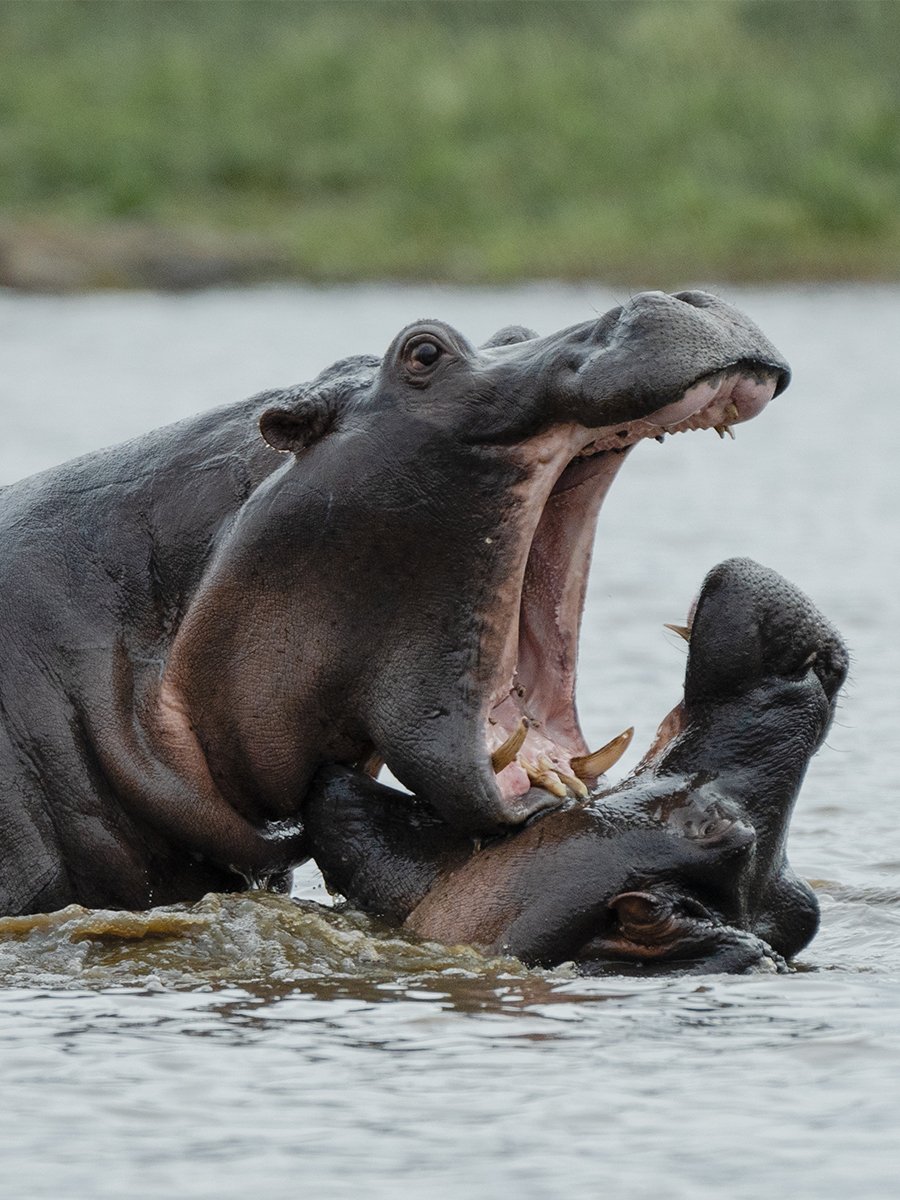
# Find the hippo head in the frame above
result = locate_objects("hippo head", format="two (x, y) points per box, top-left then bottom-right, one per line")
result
(305, 560), (848, 974)
(169, 293), (789, 843)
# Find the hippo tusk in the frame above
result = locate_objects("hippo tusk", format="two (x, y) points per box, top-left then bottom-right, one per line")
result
(491, 719), (528, 773)
(664, 623), (692, 643)
(715, 402), (740, 437)
(357, 750), (386, 778)
(571, 727), (634, 781)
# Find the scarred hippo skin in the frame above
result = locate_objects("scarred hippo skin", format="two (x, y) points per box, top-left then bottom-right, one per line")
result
(306, 560), (849, 975)
(0, 293), (789, 915)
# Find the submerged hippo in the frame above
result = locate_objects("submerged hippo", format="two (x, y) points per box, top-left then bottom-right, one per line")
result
(0, 293), (789, 915)
(306, 560), (848, 974)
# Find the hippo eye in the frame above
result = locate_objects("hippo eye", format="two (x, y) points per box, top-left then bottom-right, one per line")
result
(404, 338), (446, 373)
(609, 891), (675, 938)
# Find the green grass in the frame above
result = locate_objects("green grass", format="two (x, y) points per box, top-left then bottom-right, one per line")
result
(1, 0), (899, 286)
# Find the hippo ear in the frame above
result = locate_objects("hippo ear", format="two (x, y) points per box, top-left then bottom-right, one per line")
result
(259, 392), (337, 454)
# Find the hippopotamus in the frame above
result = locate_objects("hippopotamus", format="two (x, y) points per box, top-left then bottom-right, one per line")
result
(0, 292), (789, 916)
(306, 560), (848, 974)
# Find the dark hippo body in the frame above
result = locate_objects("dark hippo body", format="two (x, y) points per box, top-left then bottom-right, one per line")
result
(0, 293), (789, 916)
(307, 561), (848, 974)
(0, 398), (287, 911)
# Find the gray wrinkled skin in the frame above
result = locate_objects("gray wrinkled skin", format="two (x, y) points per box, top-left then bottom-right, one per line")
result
(0, 293), (789, 915)
(307, 560), (848, 975)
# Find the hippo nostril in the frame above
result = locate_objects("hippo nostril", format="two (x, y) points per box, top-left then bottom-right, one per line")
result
(814, 644), (850, 700)
(789, 642), (849, 700)
(796, 649), (819, 675)
(672, 290), (718, 309)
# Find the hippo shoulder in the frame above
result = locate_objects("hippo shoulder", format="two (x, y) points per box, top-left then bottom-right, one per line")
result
(0, 391), (296, 650)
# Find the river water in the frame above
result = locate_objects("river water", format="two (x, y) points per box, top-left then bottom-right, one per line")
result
(0, 283), (898, 1198)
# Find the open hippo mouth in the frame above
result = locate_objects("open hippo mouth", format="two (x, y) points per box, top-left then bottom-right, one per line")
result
(303, 288), (796, 834)
(480, 361), (786, 809)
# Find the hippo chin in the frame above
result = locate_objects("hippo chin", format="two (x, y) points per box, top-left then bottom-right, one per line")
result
(306, 560), (848, 975)
(0, 292), (789, 915)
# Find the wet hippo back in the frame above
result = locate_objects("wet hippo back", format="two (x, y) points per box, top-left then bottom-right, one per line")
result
(0, 396), (283, 912)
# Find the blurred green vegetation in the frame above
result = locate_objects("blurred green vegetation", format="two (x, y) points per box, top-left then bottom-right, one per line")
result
(1, 0), (898, 286)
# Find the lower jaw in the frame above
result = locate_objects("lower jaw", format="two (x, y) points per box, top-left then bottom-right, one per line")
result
(488, 717), (634, 804)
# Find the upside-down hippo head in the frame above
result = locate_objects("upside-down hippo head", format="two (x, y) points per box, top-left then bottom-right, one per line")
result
(305, 560), (848, 974)
(167, 292), (789, 847)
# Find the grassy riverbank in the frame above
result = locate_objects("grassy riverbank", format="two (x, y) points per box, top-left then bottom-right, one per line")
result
(1, 0), (899, 288)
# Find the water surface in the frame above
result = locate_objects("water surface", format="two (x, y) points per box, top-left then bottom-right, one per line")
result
(1, 283), (898, 1199)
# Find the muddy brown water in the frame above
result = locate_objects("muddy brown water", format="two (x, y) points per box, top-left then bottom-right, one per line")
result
(1, 283), (899, 1199)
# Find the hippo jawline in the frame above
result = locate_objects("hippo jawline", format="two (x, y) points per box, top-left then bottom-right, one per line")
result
(461, 362), (782, 812)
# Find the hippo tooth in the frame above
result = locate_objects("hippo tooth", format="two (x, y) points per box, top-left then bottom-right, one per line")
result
(357, 750), (385, 777)
(725, 402), (740, 422)
(537, 754), (588, 798)
(714, 423), (735, 439)
(556, 770), (589, 799)
(571, 727), (634, 781)
(490, 719), (528, 773)
(525, 761), (568, 798)
(537, 755), (579, 795)
(664, 622), (692, 643)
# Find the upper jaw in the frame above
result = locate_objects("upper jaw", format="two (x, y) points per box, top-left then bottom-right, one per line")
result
(569, 290), (791, 422)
